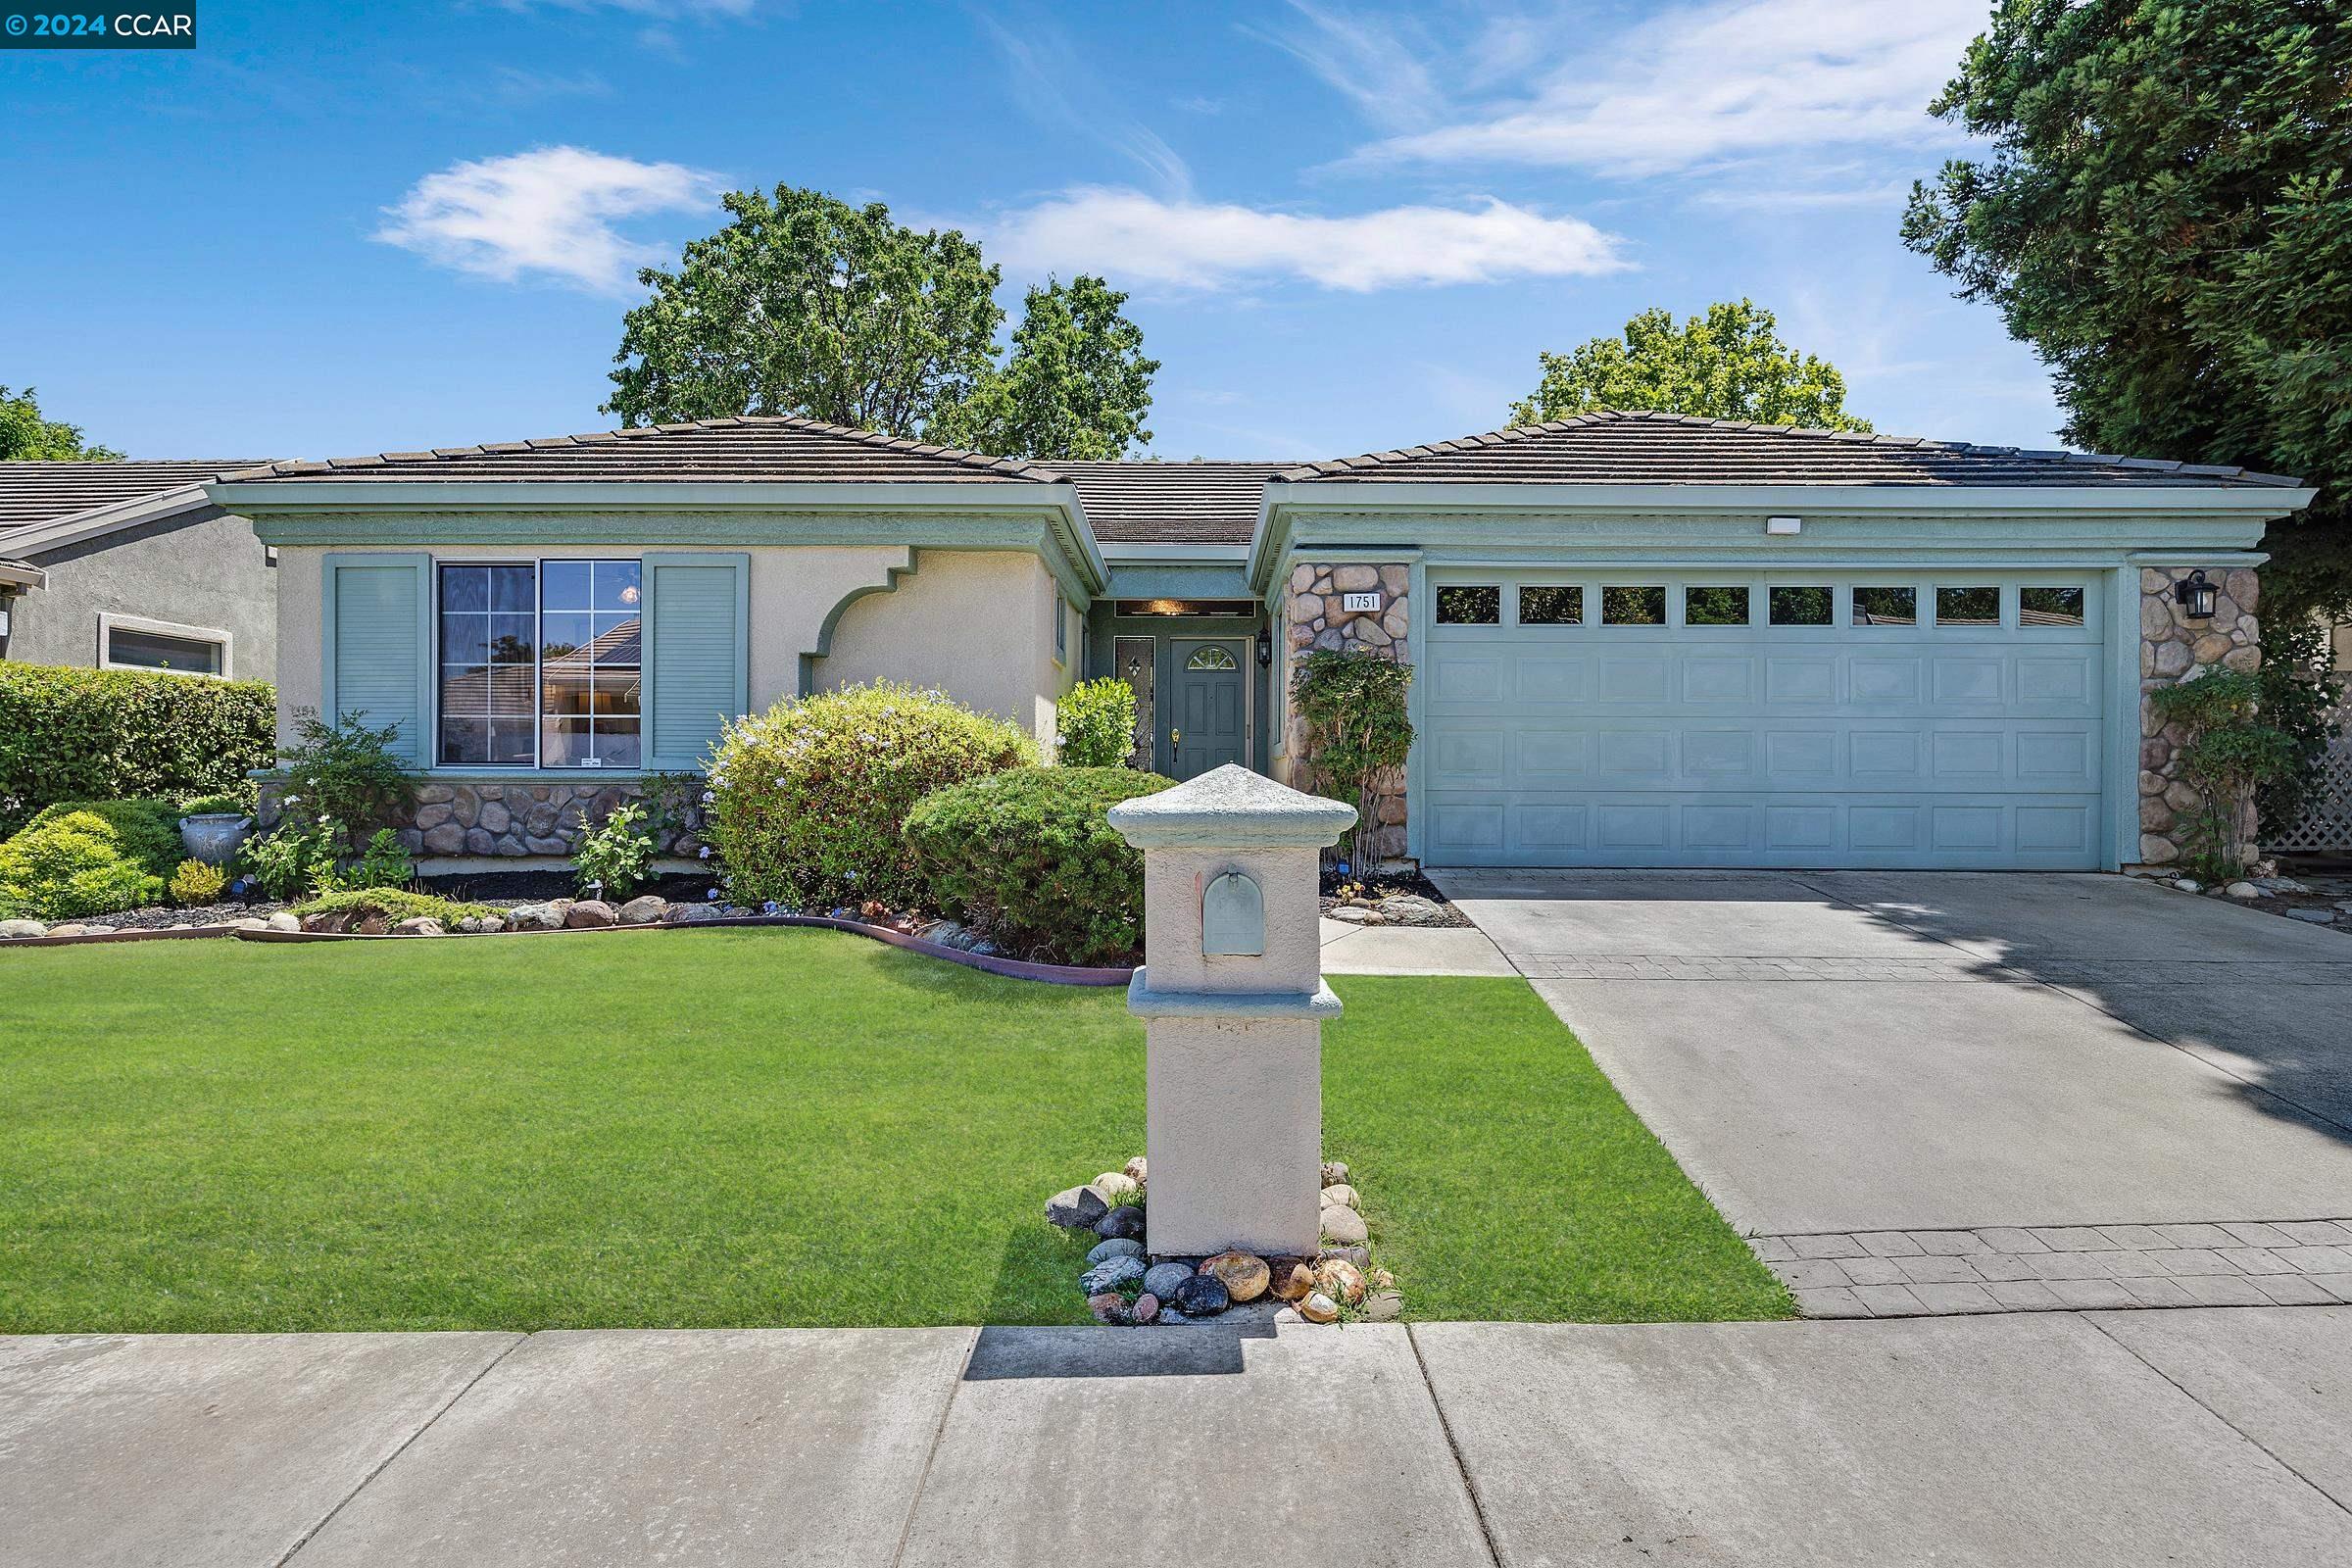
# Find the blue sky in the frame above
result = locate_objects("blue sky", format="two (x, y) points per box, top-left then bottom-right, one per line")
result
(3, 0), (2066, 463)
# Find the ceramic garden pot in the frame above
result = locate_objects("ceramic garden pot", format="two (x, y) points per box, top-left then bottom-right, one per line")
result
(178, 813), (253, 865)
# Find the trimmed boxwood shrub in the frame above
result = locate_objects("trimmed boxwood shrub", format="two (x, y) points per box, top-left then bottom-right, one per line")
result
(0, 809), (166, 919)
(707, 682), (1039, 910)
(24, 798), (184, 877)
(905, 765), (1174, 965)
(289, 887), (494, 925)
(1054, 677), (1138, 766)
(0, 662), (275, 835)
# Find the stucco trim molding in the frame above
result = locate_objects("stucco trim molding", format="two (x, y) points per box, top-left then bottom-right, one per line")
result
(1124, 969), (1346, 1020)
(799, 548), (921, 696)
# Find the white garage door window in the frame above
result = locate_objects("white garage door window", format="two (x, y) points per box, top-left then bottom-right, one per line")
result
(1420, 574), (2106, 868)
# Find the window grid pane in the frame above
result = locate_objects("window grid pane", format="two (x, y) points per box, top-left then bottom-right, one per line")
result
(1936, 586), (2001, 626)
(1853, 586), (1917, 625)
(1437, 585), (1501, 624)
(1601, 586), (1666, 625)
(438, 564), (536, 766)
(1684, 586), (1748, 626)
(2020, 586), (2085, 626)
(540, 560), (641, 768)
(1517, 585), (1582, 625)
(1768, 586), (1833, 627)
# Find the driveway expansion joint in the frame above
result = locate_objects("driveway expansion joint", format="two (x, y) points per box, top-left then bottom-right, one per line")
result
(1760, 1221), (2352, 1316)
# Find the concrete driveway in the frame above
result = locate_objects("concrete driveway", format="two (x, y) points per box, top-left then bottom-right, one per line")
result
(1429, 870), (2352, 1242)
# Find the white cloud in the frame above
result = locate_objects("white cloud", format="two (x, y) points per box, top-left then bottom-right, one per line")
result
(1348, 0), (1981, 176)
(375, 146), (723, 294)
(985, 186), (1628, 292)
(1239, 1), (1446, 132)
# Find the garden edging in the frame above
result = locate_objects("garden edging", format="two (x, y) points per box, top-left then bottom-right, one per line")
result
(2, 908), (1134, 985)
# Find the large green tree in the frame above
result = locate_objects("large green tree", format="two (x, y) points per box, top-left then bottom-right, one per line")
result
(1901, 0), (2352, 629)
(605, 185), (1155, 461)
(1509, 300), (1869, 431)
(0, 385), (122, 462)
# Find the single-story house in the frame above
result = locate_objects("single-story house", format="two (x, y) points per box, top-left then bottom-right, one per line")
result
(0, 460), (279, 678)
(208, 411), (2312, 873)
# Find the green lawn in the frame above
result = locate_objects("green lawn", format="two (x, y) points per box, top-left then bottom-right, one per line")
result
(0, 929), (1788, 1331)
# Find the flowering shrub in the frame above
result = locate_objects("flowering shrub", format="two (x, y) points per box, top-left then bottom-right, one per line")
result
(574, 802), (657, 899)
(905, 765), (1172, 965)
(1054, 677), (1137, 766)
(243, 819), (340, 901)
(706, 682), (1038, 909)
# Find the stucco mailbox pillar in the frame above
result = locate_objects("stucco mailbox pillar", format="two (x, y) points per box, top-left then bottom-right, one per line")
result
(1107, 763), (1356, 1258)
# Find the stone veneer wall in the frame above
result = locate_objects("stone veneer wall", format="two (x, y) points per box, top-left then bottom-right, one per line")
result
(260, 778), (707, 861)
(2138, 565), (2262, 866)
(1282, 562), (1411, 865)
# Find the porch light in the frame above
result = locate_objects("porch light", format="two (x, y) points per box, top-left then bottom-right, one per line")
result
(1256, 626), (1273, 667)
(2175, 569), (2218, 620)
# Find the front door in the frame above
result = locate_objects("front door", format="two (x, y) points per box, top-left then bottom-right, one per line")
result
(1170, 639), (1248, 779)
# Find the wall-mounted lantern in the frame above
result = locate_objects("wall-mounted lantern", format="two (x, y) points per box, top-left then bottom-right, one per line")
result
(1255, 625), (1273, 667)
(2175, 569), (2218, 620)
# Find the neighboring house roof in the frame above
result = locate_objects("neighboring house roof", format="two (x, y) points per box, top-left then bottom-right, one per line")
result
(1058, 460), (1299, 546)
(1277, 411), (2303, 488)
(0, 460), (274, 547)
(220, 416), (1049, 485)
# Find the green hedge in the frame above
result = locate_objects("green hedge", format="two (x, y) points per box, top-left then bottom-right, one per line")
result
(0, 663), (275, 836)
(904, 765), (1173, 966)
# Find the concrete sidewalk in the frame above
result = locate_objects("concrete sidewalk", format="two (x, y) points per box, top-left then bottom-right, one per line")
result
(1318, 915), (1517, 975)
(7, 1308), (2348, 1566)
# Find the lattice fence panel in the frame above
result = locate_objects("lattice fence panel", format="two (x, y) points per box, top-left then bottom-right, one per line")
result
(2268, 711), (2352, 854)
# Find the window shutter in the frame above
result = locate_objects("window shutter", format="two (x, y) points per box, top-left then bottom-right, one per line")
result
(323, 554), (431, 766)
(643, 552), (750, 771)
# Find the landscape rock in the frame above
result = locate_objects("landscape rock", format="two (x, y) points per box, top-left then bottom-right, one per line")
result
(1086, 1292), (1132, 1326)
(2285, 908), (2337, 924)
(300, 910), (349, 934)
(1200, 1251), (1270, 1303)
(1326, 906), (1378, 924)
(2224, 881), (2261, 899)
(1046, 1185), (1109, 1230)
(1142, 1262), (1196, 1300)
(1319, 1245), (1371, 1269)
(1095, 1203), (1147, 1242)
(1320, 1205), (1368, 1246)
(1362, 1291), (1404, 1322)
(1268, 1259), (1316, 1302)
(1169, 1274), (1230, 1316)
(564, 900), (618, 928)
(2174, 879), (2202, 895)
(46, 923), (93, 937)
(504, 902), (566, 931)
(0, 918), (48, 939)
(1376, 894), (1446, 925)
(669, 904), (728, 924)
(1131, 1293), (1159, 1325)
(390, 917), (444, 936)
(1316, 1257), (1367, 1306)
(1123, 1155), (1148, 1185)
(1321, 1184), (1361, 1209)
(1086, 1237), (1145, 1264)
(354, 915), (389, 936)
(1093, 1172), (1139, 1200)
(1320, 1162), (1349, 1188)
(1298, 1292), (1341, 1324)
(1078, 1255), (1147, 1296)
(616, 895), (667, 925)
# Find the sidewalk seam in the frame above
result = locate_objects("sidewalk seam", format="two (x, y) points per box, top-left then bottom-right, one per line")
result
(2079, 1312), (2352, 1521)
(272, 1330), (527, 1567)
(1405, 1324), (1504, 1568)
(886, 1324), (979, 1568)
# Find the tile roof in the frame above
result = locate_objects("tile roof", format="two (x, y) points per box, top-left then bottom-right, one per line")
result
(1058, 460), (1298, 545)
(220, 415), (1050, 485)
(0, 460), (274, 541)
(1279, 411), (2303, 488)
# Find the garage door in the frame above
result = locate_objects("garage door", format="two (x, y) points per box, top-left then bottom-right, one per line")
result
(1420, 574), (2107, 868)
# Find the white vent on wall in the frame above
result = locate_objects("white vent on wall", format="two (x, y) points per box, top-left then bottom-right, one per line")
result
(1766, 515), (1803, 536)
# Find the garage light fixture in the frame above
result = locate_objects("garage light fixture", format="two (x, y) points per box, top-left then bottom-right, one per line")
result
(1765, 515), (1802, 536)
(2174, 569), (2218, 620)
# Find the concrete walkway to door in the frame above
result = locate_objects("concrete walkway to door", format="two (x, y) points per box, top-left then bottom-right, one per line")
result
(1430, 870), (2352, 1289)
